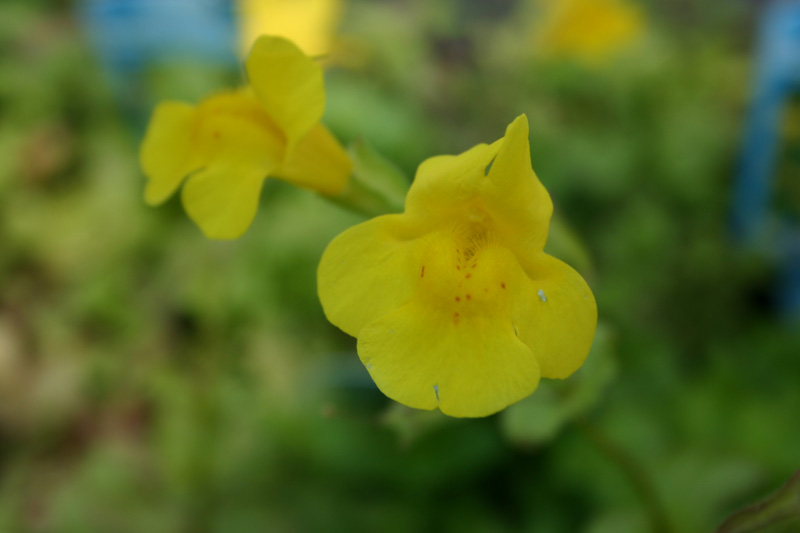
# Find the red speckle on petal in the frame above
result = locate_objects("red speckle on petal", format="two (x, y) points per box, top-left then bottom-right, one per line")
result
(453, 312), (460, 325)
(213, 131), (221, 139)
(421, 266), (425, 277)
(501, 283), (506, 289)
(465, 273), (472, 279)
(466, 294), (471, 300)
(455, 297), (460, 302)
(456, 266), (461, 270)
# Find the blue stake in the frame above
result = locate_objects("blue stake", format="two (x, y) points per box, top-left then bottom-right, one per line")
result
(733, 0), (800, 319)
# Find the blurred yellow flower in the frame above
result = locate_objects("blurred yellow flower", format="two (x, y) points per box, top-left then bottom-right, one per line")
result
(238, 0), (343, 57)
(318, 115), (597, 417)
(534, 0), (643, 62)
(140, 36), (351, 239)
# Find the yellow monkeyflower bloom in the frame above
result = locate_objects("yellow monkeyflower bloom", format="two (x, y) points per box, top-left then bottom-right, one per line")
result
(238, 0), (343, 57)
(534, 0), (643, 63)
(140, 36), (351, 239)
(318, 115), (597, 418)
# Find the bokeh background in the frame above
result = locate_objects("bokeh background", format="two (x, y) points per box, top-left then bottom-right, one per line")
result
(1, 1), (799, 532)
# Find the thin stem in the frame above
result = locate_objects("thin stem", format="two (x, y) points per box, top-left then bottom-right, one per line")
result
(716, 470), (800, 533)
(576, 416), (673, 533)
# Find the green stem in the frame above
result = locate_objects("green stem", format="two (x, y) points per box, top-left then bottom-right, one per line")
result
(326, 139), (410, 218)
(327, 171), (405, 217)
(716, 471), (800, 533)
(576, 417), (673, 533)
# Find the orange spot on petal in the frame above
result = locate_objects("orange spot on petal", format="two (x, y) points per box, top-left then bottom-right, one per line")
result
(421, 266), (425, 277)
(455, 297), (460, 302)
(466, 294), (471, 300)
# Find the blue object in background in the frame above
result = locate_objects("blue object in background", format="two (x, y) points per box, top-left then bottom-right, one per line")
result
(79, 0), (239, 123)
(81, 0), (238, 74)
(733, 0), (800, 319)
(778, 224), (800, 315)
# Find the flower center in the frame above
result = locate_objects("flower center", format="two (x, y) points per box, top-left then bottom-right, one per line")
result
(416, 220), (518, 324)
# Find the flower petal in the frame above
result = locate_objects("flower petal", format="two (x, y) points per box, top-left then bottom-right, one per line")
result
(358, 302), (541, 418)
(404, 115), (553, 253)
(169, 89), (287, 239)
(511, 253), (597, 379)
(318, 112), (597, 418)
(245, 35), (325, 149)
(274, 124), (351, 195)
(181, 163), (272, 240)
(484, 114), (553, 252)
(140, 101), (199, 205)
(404, 142), (500, 218)
(317, 214), (424, 336)
(194, 89), (285, 166)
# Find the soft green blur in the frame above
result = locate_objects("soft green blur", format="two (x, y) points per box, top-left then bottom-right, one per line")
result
(1, 1), (799, 532)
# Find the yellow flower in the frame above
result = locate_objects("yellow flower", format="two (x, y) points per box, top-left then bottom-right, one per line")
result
(318, 115), (597, 418)
(534, 0), (643, 63)
(140, 36), (351, 239)
(238, 0), (344, 57)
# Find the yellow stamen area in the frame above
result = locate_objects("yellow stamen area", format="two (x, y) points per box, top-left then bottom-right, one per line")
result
(415, 223), (516, 324)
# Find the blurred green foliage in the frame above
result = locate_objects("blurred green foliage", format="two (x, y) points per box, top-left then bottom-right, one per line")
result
(1, 1), (799, 532)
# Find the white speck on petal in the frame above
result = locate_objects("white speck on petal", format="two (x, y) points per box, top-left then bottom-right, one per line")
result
(538, 289), (547, 302)
(433, 384), (440, 403)
(366, 363), (373, 370)
(389, 329), (394, 334)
